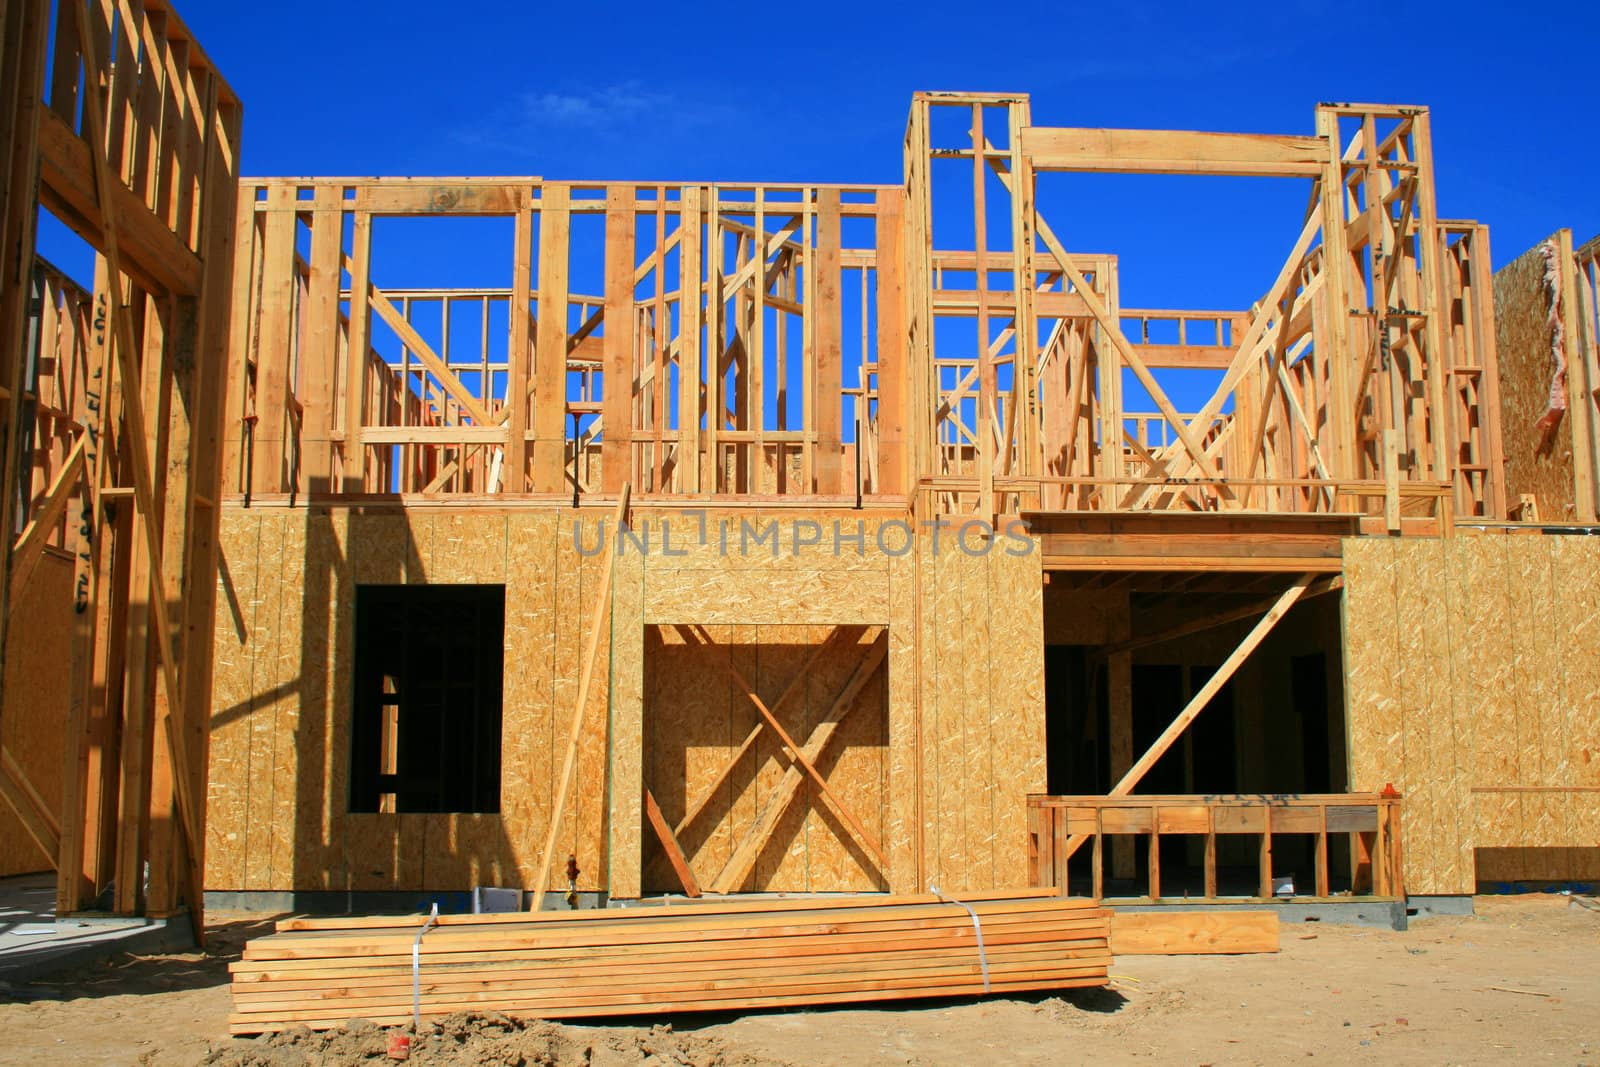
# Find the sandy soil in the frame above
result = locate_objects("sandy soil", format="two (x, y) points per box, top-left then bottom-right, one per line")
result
(0, 895), (1594, 1066)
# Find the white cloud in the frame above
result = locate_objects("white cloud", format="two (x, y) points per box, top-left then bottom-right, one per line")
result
(517, 83), (678, 127)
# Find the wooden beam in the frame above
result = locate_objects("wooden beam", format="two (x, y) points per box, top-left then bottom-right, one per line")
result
(643, 787), (701, 897)
(530, 484), (629, 909)
(601, 186), (635, 492)
(504, 193), (534, 490)
(299, 191), (342, 486)
(677, 187), (703, 492)
(533, 185), (570, 493)
(1110, 910), (1280, 954)
(814, 188), (843, 493)
(873, 190), (908, 494)
(35, 108), (202, 295)
(1022, 126), (1326, 178)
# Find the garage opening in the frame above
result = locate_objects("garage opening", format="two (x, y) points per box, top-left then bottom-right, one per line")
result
(1038, 571), (1378, 900)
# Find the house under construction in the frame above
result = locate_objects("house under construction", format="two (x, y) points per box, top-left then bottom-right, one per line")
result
(1, 0), (1597, 949)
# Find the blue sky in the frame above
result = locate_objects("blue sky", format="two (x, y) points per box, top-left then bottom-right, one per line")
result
(184, 0), (1596, 278)
(44, 0), (1600, 295)
(34, 0), (1600, 424)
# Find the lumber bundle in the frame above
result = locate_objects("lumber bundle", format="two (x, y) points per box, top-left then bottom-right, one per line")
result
(228, 891), (1110, 1033)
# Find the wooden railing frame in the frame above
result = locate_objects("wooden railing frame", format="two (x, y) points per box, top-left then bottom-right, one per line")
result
(1026, 792), (1405, 903)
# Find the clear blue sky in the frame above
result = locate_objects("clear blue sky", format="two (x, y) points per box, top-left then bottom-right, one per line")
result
(35, 0), (1600, 419)
(179, 0), (1597, 283)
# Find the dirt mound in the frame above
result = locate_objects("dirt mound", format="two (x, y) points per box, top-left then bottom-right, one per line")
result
(201, 1011), (790, 1067)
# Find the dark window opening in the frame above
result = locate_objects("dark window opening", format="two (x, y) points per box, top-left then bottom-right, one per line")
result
(350, 584), (504, 813)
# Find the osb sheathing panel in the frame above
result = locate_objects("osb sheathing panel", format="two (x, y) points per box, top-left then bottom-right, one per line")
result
(1343, 535), (1600, 894)
(636, 624), (885, 894)
(0, 554), (73, 876)
(209, 507), (611, 892)
(208, 508), (1046, 897)
(1493, 238), (1578, 519)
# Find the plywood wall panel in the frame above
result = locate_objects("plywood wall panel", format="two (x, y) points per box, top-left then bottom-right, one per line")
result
(0, 554), (74, 876)
(289, 511), (342, 891)
(767, 628), (818, 891)
(960, 552), (995, 893)
(994, 543), (1047, 887)
(267, 513), (309, 889)
(205, 508), (260, 888)
(570, 523), (611, 892)
(644, 568), (889, 625)
(931, 546), (965, 890)
(885, 550), (920, 892)
(916, 537), (941, 891)
(1341, 539), (1399, 793)
(503, 511), (558, 884)
(209, 508), (1048, 898)
(1553, 538), (1600, 848)
(1509, 538), (1559, 859)
(1493, 238), (1578, 519)
(607, 547), (644, 898)
(1345, 534), (1600, 893)
(242, 511), (286, 891)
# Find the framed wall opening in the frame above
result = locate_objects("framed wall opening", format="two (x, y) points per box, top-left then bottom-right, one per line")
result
(639, 623), (889, 896)
(350, 583), (506, 814)
(1040, 570), (1357, 899)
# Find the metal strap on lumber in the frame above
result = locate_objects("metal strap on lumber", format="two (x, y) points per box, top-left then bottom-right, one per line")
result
(929, 884), (990, 992)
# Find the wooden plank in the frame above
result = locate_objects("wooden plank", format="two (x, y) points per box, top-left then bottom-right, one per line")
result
(533, 185), (571, 493)
(529, 486), (629, 909)
(227, 895), (1110, 1032)
(602, 186), (635, 492)
(1022, 126), (1326, 177)
(875, 190), (908, 493)
(677, 187), (703, 492)
(299, 191), (342, 485)
(1110, 910), (1280, 954)
(814, 188), (843, 493)
(505, 194), (534, 488)
(643, 787), (701, 897)
(35, 108), (202, 295)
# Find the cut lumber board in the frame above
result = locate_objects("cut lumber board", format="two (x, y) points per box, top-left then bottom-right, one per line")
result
(228, 893), (1110, 1032)
(1110, 910), (1280, 955)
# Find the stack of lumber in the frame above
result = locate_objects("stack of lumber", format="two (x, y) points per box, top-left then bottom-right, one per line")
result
(228, 890), (1110, 1033)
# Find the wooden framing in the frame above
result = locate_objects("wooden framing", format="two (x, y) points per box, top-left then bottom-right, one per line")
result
(220, 95), (1501, 531)
(1028, 793), (1404, 901)
(1492, 230), (1600, 522)
(0, 0), (240, 936)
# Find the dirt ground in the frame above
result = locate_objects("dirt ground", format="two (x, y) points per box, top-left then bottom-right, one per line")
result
(0, 895), (1594, 1066)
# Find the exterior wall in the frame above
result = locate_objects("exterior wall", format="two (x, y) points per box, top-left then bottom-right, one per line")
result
(1343, 535), (1600, 894)
(0, 552), (71, 876)
(1493, 233), (1597, 522)
(206, 505), (1045, 897)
